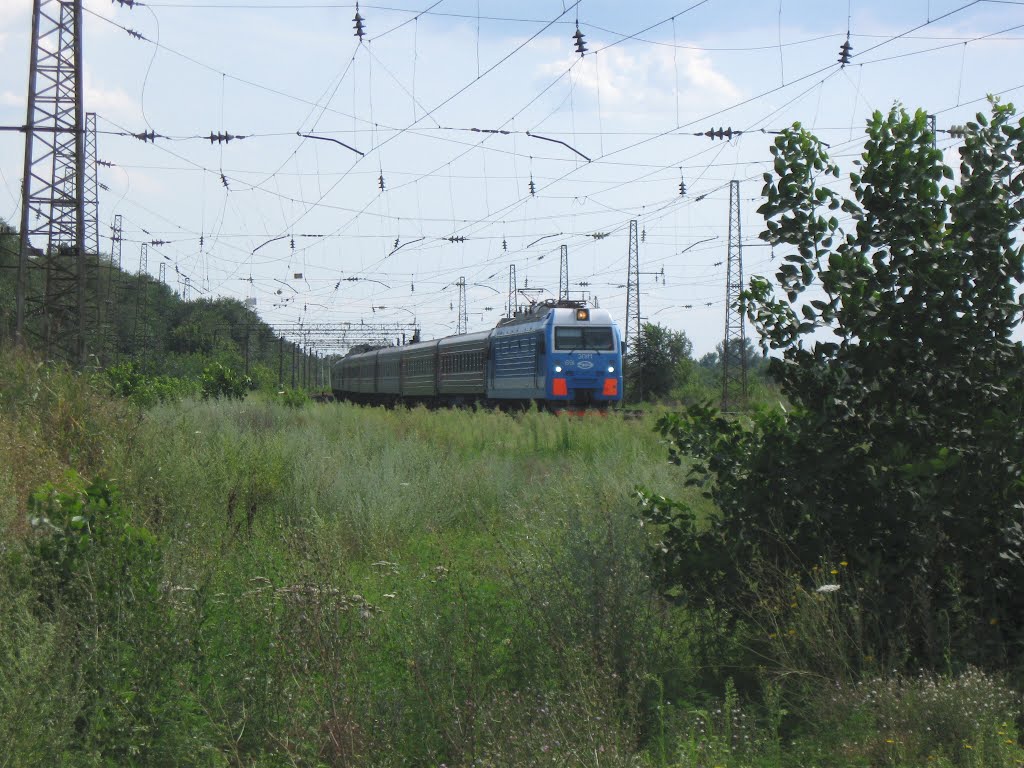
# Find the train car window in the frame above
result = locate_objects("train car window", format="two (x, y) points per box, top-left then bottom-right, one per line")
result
(555, 327), (615, 351)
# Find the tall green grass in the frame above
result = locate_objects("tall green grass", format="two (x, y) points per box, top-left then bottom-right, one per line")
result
(1, 348), (1020, 766)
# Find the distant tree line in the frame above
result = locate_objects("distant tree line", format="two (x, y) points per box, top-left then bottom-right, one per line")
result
(0, 221), (326, 390)
(624, 321), (772, 405)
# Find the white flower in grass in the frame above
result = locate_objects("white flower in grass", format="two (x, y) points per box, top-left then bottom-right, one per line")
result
(816, 584), (841, 593)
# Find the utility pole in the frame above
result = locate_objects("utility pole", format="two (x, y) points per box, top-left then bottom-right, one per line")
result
(559, 244), (569, 301)
(507, 265), (517, 318)
(84, 111), (100, 360)
(278, 336), (284, 387)
(722, 179), (748, 411)
(106, 214), (123, 361)
(133, 243), (148, 359)
(17, 0), (89, 365)
(624, 219), (641, 352)
(456, 276), (468, 334)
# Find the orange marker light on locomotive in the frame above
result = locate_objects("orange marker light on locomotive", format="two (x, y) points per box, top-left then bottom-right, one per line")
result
(602, 378), (618, 396)
(575, 308), (590, 321)
(552, 378), (568, 396)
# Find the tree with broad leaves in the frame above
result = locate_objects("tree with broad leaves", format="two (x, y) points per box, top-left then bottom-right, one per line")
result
(624, 322), (693, 403)
(640, 101), (1024, 671)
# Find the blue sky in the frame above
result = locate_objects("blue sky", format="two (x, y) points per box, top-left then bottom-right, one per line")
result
(1, 0), (1022, 353)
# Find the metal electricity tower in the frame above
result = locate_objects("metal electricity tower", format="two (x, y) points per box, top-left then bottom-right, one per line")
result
(132, 243), (149, 357)
(110, 215), (123, 273)
(17, 0), (90, 365)
(456, 276), (468, 334)
(83, 112), (100, 266)
(559, 244), (569, 301)
(721, 179), (748, 411)
(158, 262), (166, 284)
(101, 213), (123, 361)
(507, 264), (517, 317)
(624, 219), (641, 352)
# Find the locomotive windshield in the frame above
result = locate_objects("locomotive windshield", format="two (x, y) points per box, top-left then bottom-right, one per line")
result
(554, 326), (615, 351)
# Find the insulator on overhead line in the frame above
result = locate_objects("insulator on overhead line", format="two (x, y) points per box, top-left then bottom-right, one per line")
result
(679, 174), (687, 197)
(150, 239), (168, 246)
(946, 124), (969, 138)
(220, 173), (229, 189)
(701, 127), (738, 140)
(113, 0), (136, 7)
(99, 183), (109, 191)
(378, 174), (385, 191)
(394, 237), (400, 248)
(446, 236), (467, 243)
(353, 3), (365, 40)
(125, 28), (144, 40)
(207, 131), (245, 144)
(133, 130), (156, 142)
(290, 237), (295, 250)
(838, 35), (853, 66)
(591, 232), (608, 240)
(97, 159), (114, 167)
(573, 25), (587, 57)
(641, 228), (646, 242)
(502, 238), (507, 251)
(528, 176), (536, 197)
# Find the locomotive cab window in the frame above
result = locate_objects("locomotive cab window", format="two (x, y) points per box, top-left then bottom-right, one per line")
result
(555, 327), (615, 351)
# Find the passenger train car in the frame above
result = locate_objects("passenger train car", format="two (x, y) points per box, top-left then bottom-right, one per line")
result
(331, 300), (623, 410)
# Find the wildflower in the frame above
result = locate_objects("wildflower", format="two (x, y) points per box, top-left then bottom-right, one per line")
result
(816, 584), (840, 593)
(965, 744), (974, 750)
(886, 739), (895, 744)
(840, 560), (848, 567)
(830, 568), (839, 575)
(990, 618), (999, 625)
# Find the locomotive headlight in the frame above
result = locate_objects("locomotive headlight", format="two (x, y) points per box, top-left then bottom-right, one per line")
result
(608, 366), (615, 373)
(554, 365), (563, 373)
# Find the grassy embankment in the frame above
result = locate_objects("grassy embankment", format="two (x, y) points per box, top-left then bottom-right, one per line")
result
(1, 348), (1021, 767)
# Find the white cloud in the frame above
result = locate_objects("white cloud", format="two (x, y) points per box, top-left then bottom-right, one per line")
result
(84, 73), (138, 122)
(537, 41), (741, 116)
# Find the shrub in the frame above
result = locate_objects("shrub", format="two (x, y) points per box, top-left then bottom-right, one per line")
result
(201, 361), (251, 400)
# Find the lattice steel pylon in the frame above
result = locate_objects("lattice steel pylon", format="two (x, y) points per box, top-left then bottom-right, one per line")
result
(102, 213), (123, 361)
(507, 264), (517, 317)
(132, 243), (148, 357)
(17, 0), (90, 365)
(721, 180), (748, 411)
(624, 220), (641, 352)
(559, 244), (569, 301)
(456, 276), (468, 334)
(84, 111), (103, 354)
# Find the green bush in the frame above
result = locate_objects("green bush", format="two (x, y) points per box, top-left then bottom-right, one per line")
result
(104, 360), (197, 407)
(200, 361), (251, 400)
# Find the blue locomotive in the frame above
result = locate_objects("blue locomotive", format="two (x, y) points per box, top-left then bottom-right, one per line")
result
(331, 300), (623, 410)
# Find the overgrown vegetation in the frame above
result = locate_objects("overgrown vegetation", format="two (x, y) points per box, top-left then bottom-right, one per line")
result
(640, 100), (1024, 761)
(0, 344), (1019, 766)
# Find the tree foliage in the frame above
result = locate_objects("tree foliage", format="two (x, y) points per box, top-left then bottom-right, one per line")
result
(625, 322), (693, 402)
(641, 102), (1024, 669)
